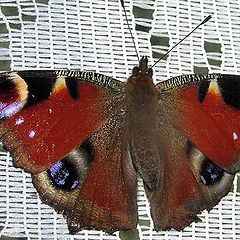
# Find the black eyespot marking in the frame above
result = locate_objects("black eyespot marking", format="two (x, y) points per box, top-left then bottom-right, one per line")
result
(18, 71), (57, 107)
(218, 75), (240, 109)
(48, 159), (80, 191)
(200, 158), (224, 186)
(81, 138), (95, 163)
(65, 76), (79, 100)
(185, 140), (194, 157)
(198, 81), (210, 103)
(0, 78), (18, 120)
(47, 139), (94, 191)
(0, 77), (15, 91)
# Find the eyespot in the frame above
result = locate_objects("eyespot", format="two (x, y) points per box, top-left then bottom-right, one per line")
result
(48, 159), (80, 190)
(31, 139), (95, 213)
(184, 140), (234, 216)
(46, 139), (94, 191)
(199, 159), (224, 186)
(185, 140), (229, 186)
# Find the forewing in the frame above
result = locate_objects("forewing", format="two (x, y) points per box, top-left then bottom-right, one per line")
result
(146, 74), (239, 230)
(0, 70), (125, 173)
(157, 74), (240, 173)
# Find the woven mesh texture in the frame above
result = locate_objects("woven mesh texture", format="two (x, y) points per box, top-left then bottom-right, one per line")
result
(0, 0), (240, 239)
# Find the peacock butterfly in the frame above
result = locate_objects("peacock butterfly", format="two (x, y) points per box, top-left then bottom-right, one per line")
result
(0, 0), (239, 235)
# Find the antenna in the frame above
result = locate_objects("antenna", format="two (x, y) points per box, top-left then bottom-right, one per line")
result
(151, 15), (212, 68)
(120, 0), (140, 62)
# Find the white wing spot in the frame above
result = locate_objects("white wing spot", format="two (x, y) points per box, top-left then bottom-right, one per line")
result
(233, 132), (238, 140)
(15, 117), (24, 125)
(29, 130), (36, 138)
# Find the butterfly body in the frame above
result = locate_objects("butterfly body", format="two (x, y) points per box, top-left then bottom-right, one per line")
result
(125, 56), (162, 190)
(0, 56), (239, 233)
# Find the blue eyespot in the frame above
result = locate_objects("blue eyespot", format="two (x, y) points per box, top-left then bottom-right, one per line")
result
(48, 160), (79, 190)
(200, 159), (224, 186)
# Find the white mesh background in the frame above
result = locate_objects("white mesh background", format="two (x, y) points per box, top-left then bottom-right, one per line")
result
(0, 0), (239, 239)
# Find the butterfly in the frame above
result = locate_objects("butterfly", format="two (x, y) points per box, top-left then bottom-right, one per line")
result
(0, 1), (239, 236)
(0, 55), (239, 234)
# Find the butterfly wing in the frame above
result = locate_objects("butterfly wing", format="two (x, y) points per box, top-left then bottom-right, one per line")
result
(0, 70), (124, 173)
(32, 110), (138, 233)
(0, 70), (138, 232)
(158, 74), (240, 173)
(146, 74), (239, 230)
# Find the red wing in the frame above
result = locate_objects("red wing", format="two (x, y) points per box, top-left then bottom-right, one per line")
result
(157, 74), (240, 173)
(146, 74), (238, 230)
(146, 122), (234, 230)
(32, 112), (138, 233)
(0, 70), (125, 173)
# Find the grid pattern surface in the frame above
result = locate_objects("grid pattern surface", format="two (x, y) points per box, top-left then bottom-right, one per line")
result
(0, 0), (239, 239)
